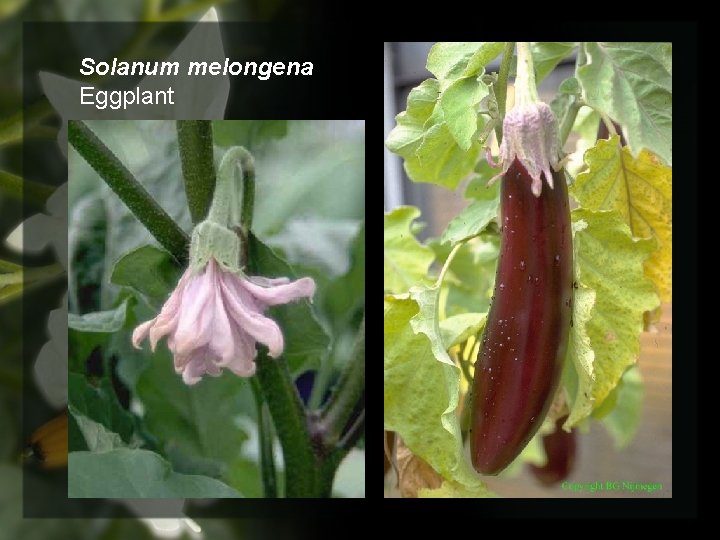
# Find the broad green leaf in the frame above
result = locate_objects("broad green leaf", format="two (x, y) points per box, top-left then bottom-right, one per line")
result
(135, 346), (251, 475)
(440, 76), (488, 151)
(385, 79), (439, 156)
(110, 245), (182, 306)
(68, 298), (129, 333)
(577, 42), (672, 165)
(384, 207), (434, 293)
(531, 42), (577, 82)
(559, 76), (581, 95)
(68, 405), (126, 452)
(384, 287), (485, 491)
(566, 210), (659, 423)
(601, 366), (644, 448)
(418, 480), (496, 498)
(550, 92), (573, 126)
(68, 449), (242, 498)
(431, 235), (499, 317)
(441, 197), (500, 245)
(324, 222), (365, 326)
(248, 234), (330, 375)
(387, 79), (481, 189)
(572, 136), (672, 301)
(68, 373), (135, 447)
(426, 42), (505, 82)
(405, 122), (481, 189)
(464, 160), (501, 200)
(439, 313), (487, 349)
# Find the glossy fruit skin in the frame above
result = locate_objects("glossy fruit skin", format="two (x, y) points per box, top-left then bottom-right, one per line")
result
(528, 415), (577, 485)
(470, 158), (573, 475)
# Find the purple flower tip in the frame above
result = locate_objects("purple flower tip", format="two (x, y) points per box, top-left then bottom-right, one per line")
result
(132, 258), (315, 385)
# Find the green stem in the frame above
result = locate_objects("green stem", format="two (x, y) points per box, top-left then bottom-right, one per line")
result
(208, 147), (255, 233)
(494, 42), (515, 144)
(68, 121), (189, 263)
(254, 353), (317, 498)
(0, 170), (56, 207)
(558, 99), (582, 146)
(318, 318), (365, 446)
(250, 377), (278, 498)
(514, 42), (539, 107)
(176, 121), (216, 224)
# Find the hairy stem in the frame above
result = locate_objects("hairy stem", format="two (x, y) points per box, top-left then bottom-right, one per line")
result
(514, 42), (539, 107)
(177, 120), (216, 224)
(494, 42), (515, 144)
(254, 353), (317, 498)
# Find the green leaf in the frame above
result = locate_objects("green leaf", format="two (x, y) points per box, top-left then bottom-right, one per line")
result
(68, 298), (129, 333)
(384, 287), (485, 491)
(384, 206), (434, 294)
(439, 313), (487, 349)
(248, 234), (330, 375)
(324, 222), (365, 325)
(601, 366), (644, 448)
(110, 245), (182, 306)
(426, 42), (505, 82)
(386, 78), (481, 189)
(571, 136), (672, 301)
(441, 197), (500, 245)
(135, 347), (251, 473)
(531, 42), (577, 83)
(440, 76), (488, 151)
(68, 405), (126, 452)
(406, 122), (481, 189)
(559, 76), (581, 95)
(68, 449), (242, 497)
(577, 42), (672, 165)
(430, 235), (499, 317)
(68, 373), (135, 447)
(564, 210), (659, 426)
(464, 161), (501, 200)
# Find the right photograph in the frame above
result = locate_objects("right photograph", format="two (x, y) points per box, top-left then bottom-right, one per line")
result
(384, 42), (672, 498)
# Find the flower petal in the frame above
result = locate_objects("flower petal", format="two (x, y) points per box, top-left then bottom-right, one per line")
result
(208, 282), (237, 366)
(132, 319), (155, 349)
(238, 275), (315, 306)
(220, 276), (284, 358)
(173, 265), (215, 354)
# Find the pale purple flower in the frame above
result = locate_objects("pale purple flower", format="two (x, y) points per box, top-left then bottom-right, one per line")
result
(132, 258), (315, 385)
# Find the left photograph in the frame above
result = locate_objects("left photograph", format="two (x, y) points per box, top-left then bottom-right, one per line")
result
(64, 119), (365, 498)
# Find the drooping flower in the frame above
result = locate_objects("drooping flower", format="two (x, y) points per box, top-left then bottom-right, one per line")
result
(132, 146), (315, 384)
(133, 258), (315, 384)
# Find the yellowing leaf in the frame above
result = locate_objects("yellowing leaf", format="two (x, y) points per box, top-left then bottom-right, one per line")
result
(418, 480), (496, 498)
(384, 207), (434, 293)
(567, 210), (659, 421)
(562, 286), (597, 427)
(572, 136), (672, 301)
(384, 285), (485, 491)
